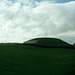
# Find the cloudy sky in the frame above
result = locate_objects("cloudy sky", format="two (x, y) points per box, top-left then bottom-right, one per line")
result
(0, 0), (75, 44)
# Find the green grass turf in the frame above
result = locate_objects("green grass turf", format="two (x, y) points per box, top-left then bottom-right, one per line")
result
(23, 38), (72, 47)
(0, 44), (75, 75)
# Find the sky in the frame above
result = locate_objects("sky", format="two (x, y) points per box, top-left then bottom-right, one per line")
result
(0, 0), (75, 44)
(35, 0), (75, 3)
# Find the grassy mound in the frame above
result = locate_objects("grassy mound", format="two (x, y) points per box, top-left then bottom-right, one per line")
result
(0, 37), (75, 75)
(23, 38), (73, 48)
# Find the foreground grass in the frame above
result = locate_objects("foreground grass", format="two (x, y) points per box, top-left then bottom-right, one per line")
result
(0, 44), (75, 75)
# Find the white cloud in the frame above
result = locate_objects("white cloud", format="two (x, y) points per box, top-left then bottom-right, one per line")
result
(51, 31), (75, 44)
(0, 0), (75, 43)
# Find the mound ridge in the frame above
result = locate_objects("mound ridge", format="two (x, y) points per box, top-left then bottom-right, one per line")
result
(23, 37), (73, 48)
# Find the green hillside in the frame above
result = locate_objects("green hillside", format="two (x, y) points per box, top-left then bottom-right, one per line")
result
(0, 38), (75, 75)
(23, 38), (73, 48)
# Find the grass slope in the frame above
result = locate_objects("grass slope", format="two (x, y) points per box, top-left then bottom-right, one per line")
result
(23, 38), (73, 48)
(0, 44), (75, 75)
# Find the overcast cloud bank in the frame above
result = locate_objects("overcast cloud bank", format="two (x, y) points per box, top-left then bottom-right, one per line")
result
(0, 0), (75, 44)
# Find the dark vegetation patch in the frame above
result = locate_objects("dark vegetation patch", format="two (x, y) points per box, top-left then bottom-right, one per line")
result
(22, 43), (74, 49)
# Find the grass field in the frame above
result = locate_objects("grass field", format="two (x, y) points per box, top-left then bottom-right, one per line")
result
(0, 44), (75, 75)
